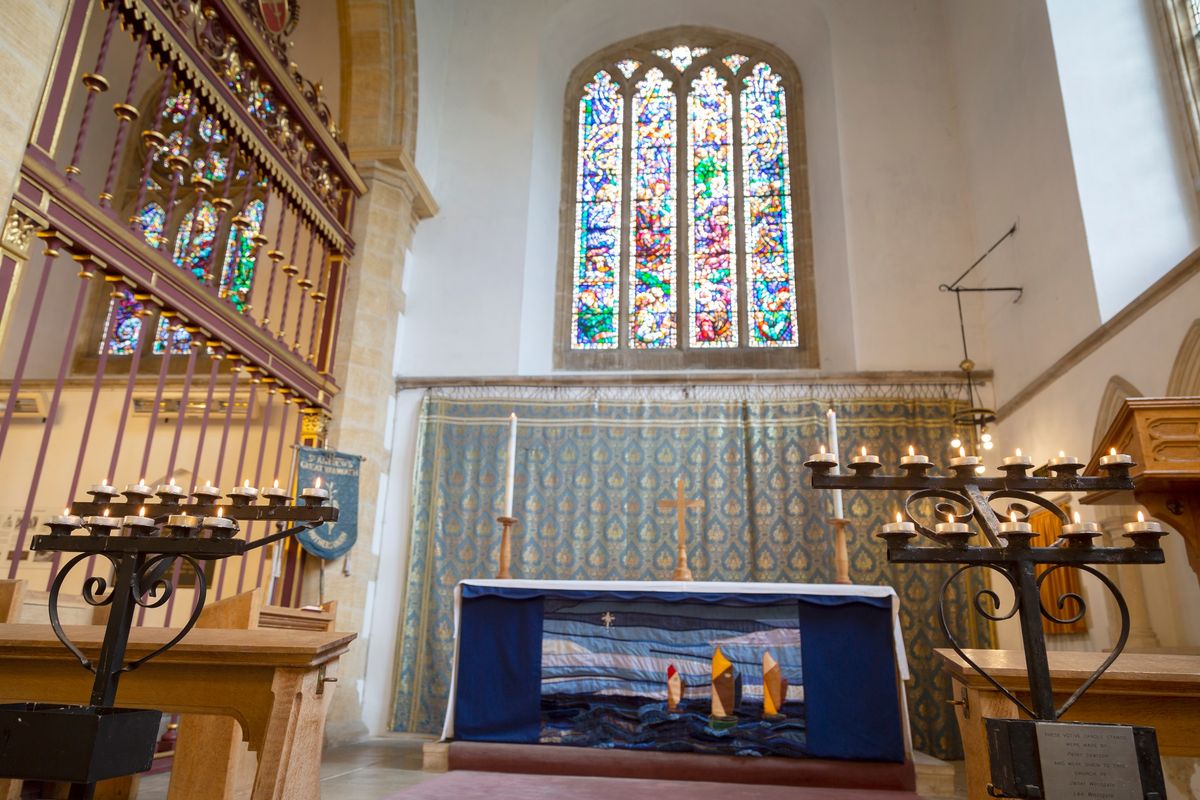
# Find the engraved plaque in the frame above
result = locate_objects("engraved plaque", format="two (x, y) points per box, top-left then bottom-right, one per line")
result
(1035, 722), (1141, 799)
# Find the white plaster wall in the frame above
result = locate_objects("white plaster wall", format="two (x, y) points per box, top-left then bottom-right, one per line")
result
(403, 0), (982, 376)
(1046, 0), (1200, 322)
(941, 0), (1099, 406)
(989, 269), (1200, 649)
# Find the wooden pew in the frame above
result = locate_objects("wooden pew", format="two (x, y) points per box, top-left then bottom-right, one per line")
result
(168, 590), (337, 800)
(937, 648), (1200, 800)
(0, 580), (24, 623)
(0, 624), (353, 800)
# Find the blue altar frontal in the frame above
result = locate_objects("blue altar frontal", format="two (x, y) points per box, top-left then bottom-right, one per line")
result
(443, 580), (910, 763)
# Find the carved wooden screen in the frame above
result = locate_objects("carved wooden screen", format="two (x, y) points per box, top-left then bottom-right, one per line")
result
(0, 0), (364, 614)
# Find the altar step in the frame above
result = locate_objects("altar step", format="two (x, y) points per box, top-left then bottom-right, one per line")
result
(385, 770), (922, 799)
(442, 742), (919, 794)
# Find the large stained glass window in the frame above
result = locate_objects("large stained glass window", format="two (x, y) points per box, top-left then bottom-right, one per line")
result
(99, 286), (144, 355)
(570, 71), (623, 349)
(153, 316), (193, 355)
(135, 202), (166, 249)
(565, 39), (812, 364)
(219, 199), (265, 312)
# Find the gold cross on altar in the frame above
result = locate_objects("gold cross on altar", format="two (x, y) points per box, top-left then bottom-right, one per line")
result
(658, 478), (704, 581)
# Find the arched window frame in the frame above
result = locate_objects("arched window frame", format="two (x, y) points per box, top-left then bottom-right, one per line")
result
(555, 28), (819, 370)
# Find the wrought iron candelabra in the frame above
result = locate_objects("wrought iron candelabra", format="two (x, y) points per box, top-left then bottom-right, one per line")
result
(805, 447), (1168, 797)
(0, 478), (338, 800)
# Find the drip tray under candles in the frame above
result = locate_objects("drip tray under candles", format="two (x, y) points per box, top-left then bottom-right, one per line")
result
(0, 703), (162, 783)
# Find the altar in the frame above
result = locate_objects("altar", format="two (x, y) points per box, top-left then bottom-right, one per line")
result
(442, 580), (910, 763)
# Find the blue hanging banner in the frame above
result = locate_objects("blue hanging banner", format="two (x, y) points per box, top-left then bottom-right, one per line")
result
(295, 445), (363, 560)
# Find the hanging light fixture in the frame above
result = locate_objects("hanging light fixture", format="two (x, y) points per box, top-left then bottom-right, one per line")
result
(938, 224), (1022, 456)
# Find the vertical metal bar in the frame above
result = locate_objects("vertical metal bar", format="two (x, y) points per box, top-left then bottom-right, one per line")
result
(64, 0), (121, 177)
(189, 350), (223, 487)
(0, 255), (20, 333)
(260, 200), (288, 331)
(129, 64), (175, 226)
(160, 97), (200, 228)
(52, 276), (126, 587)
(276, 218), (305, 341)
(292, 230), (317, 350)
(104, 297), (150, 484)
(325, 253), (349, 374)
(1015, 557), (1058, 719)
(210, 372), (253, 599)
(0, 233), (60, 461)
(138, 314), (176, 479)
(166, 362), (236, 622)
(237, 387), (276, 592)
(164, 330), (200, 476)
(99, 29), (150, 207)
(256, 397), (293, 589)
(31, 0), (94, 154)
(306, 244), (329, 362)
(6, 253), (90, 579)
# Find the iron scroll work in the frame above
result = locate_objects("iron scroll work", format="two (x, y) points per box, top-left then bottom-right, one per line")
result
(804, 454), (1167, 798)
(0, 484), (336, 800)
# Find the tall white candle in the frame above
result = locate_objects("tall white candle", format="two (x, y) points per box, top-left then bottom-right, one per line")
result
(826, 408), (844, 519)
(504, 412), (518, 516)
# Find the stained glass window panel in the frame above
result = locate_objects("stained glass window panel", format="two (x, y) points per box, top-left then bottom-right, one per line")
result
(628, 69), (677, 349)
(740, 63), (798, 347)
(616, 59), (640, 78)
(571, 71), (623, 350)
(99, 286), (143, 355)
(722, 54), (749, 74)
(135, 202), (165, 249)
(219, 199), (265, 312)
(654, 46), (709, 72)
(688, 66), (738, 347)
(173, 201), (220, 282)
(153, 316), (193, 355)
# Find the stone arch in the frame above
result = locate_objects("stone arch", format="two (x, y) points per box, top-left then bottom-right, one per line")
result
(1167, 318), (1200, 395)
(1092, 375), (1142, 452)
(337, 0), (418, 156)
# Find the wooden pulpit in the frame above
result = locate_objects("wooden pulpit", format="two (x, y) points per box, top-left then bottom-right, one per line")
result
(1083, 396), (1200, 584)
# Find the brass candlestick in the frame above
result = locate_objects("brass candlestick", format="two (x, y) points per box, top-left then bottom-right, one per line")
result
(496, 515), (517, 579)
(830, 517), (851, 585)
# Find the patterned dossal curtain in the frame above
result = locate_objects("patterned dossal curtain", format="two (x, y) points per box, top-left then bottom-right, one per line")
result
(392, 386), (993, 759)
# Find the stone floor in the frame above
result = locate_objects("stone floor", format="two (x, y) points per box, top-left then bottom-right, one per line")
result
(135, 735), (965, 800)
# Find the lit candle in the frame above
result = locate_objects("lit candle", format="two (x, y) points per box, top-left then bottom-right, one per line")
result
(123, 478), (154, 503)
(122, 506), (157, 537)
(1001, 448), (1033, 469)
(1047, 450), (1083, 473)
(163, 514), (200, 537)
(934, 512), (970, 535)
(47, 508), (82, 536)
(504, 412), (518, 517)
(229, 479), (260, 505)
(261, 478), (290, 505)
(878, 512), (917, 546)
(1061, 510), (1100, 547)
(192, 480), (222, 504)
(998, 511), (1032, 536)
(948, 446), (980, 468)
(827, 408), (844, 519)
(808, 444), (837, 465)
(300, 476), (329, 505)
(1099, 447), (1133, 467)
(849, 445), (881, 466)
(156, 480), (187, 504)
(87, 480), (118, 502)
(85, 508), (122, 537)
(201, 505), (237, 539)
(1123, 510), (1163, 535)
(899, 445), (930, 466)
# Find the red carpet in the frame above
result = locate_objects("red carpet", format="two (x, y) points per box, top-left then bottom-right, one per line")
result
(386, 770), (923, 799)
